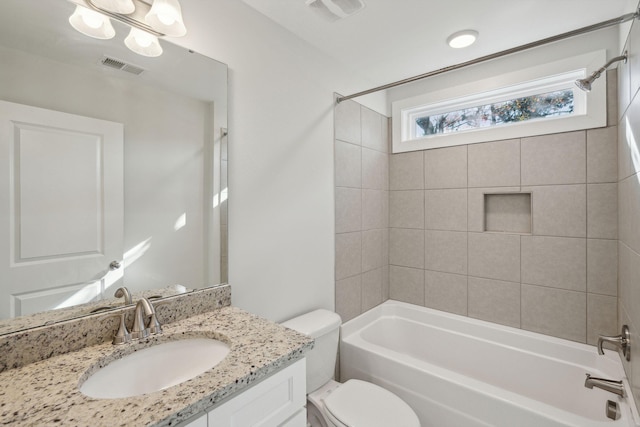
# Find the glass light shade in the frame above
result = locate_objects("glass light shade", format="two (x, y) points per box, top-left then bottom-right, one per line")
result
(69, 5), (115, 40)
(447, 30), (478, 49)
(125, 28), (163, 57)
(145, 0), (187, 37)
(91, 0), (135, 14)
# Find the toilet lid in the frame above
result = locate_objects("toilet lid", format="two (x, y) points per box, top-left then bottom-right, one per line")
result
(323, 380), (420, 427)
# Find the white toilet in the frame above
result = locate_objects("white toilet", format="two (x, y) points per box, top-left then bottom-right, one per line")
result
(282, 309), (420, 427)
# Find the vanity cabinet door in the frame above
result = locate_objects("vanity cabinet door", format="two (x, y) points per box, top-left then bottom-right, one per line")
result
(208, 358), (306, 427)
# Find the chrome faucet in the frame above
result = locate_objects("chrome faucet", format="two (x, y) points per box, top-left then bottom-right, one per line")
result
(131, 297), (156, 339)
(114, 286), (132, 305)
(584, 374), (625, 397)
(597, 325), (631, 361)
(104, 297), (163, 344)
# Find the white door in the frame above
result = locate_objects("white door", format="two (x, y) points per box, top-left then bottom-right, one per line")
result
(0, 100), (123, 319)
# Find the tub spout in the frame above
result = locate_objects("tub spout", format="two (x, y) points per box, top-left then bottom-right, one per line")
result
(584, 374), (625, 397)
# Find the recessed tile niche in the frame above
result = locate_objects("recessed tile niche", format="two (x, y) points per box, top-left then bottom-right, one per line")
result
(484, 193), (532, 234)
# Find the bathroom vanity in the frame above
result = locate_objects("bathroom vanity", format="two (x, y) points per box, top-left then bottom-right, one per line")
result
(0, 286), (313, 426)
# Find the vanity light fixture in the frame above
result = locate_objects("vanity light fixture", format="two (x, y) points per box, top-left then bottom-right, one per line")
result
(447, 30), (478, 49)
(91, 0), (135, 14)
(145, 0), (186, 37)
(125, 27), (163, 57)
(69, 5), (116, 39)
(68, 0), (187, 57)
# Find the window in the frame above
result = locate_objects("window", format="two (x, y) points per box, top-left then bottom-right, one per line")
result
(392, 50), (607, 153)
(414, 88), (574, 137)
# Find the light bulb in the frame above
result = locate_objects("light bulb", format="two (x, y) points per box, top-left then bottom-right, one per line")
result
(69, 5), (115, 40)
(125, 28), (163, 57)
(145, 0), (186, 37)
(157, 12), (176, 26)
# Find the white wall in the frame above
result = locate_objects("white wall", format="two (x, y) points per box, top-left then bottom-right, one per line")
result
(171, 0), (386, 321)
(388, 27), (620, 114)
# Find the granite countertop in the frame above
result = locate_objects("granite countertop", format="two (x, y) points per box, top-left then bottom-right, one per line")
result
(0, 306), (313, 427)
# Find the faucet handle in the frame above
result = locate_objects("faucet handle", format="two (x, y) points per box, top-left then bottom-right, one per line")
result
(146, 300), (166, 335)
(100, 312), (131, 345)
(597, 325), (630, 361)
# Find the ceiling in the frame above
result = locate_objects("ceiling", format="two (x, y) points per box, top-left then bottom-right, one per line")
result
(241, 0), (635, 88)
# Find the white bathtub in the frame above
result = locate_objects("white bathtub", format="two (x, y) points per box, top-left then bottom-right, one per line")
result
(340, 300), (640, 427)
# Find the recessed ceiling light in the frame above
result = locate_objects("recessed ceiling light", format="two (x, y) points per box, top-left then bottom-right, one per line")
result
(447, 30), (478, 49)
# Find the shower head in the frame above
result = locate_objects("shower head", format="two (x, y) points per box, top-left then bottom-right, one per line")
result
(575, 52), (627, 92)
(575, 76), (594, 92)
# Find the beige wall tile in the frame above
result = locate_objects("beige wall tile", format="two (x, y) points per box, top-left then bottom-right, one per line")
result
(587, 183), (618, 239)
(607, 70), (618, 128)
(587, 127), (617, 183)
(619, 94), (640, 180)
(521, 131), (586, 185)
(390, 266), (425, 305)
(425, 189), (467, 231)
(521, 284), (586, 342)
(362, 189), (384, 230)
(425, 271), (467, 316)
(526, 184), (586, 238)
(335, 187), (361, 233)
(521, 236), (586, 291)
(335, 98), (361, 144)
(468, 232), (520, 283)
(362, 268), (383, 311)
(425, 230), (467, 275)
(467, 187), (520, 232)
(381, 265), (390, 301)
(484, 193), (531, 233)
(362, 147), (388, 190)
(468, 277), (520, 328)
(468, 139), (520, 188)
(335, 232), (361, 280)
(424, 145), (467, 189)
(336, 275), (362, 322)
(619, 175), (640, 253)
(335, 140), (361, 188)
(587, 239), (618, 296)
(361, 106), (384, 152)
(382, 117), (390, 153)
(587, 293), (618, 345)
(390, 190), (425, 229)
(390, 152), (424, 190)
(362, 229), (383, 272)
(389, 228), (424, 269)
(629, 20), (640, 100)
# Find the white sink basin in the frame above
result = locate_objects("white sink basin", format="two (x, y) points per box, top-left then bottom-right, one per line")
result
(80, 338), (230, 399)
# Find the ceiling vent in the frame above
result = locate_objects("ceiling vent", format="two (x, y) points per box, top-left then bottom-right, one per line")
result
(100, 56), (145, 75)
(305, 0), (365, 22)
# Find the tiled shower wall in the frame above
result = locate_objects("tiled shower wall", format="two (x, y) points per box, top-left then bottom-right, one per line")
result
(334, 99), (390, 322)
(388, 110), (618, 344)
(335, 72), (619, 344)
(618, 15), (640, 409)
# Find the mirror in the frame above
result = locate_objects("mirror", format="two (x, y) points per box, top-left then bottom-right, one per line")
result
(0, 0), (228, 334)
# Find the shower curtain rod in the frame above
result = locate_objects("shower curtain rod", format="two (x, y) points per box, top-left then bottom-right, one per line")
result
(336, 10), (639, 104)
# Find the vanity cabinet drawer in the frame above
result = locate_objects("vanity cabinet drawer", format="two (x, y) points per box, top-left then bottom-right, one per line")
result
(208, 358), (306, 427)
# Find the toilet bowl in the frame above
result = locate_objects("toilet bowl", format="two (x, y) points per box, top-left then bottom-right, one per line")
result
(281, 309), (420, 427)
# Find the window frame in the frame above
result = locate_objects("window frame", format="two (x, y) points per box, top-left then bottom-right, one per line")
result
(391, 50), (607, 153)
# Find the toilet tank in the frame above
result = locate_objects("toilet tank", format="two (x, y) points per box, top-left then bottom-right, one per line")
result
(281, 309), (341, 393)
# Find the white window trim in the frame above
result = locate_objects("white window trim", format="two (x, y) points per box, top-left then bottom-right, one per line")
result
(392, 50), (607, 153)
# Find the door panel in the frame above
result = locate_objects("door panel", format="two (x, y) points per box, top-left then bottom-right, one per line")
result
(0, 100), (123, 318)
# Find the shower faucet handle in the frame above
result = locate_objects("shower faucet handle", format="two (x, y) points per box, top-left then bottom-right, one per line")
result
(597, 325), (630, 361)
